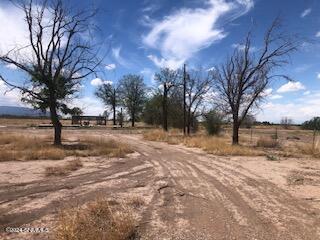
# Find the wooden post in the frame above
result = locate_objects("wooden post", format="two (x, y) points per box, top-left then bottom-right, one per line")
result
(275, 127), (278, 140)
(120, 108), (123, 128)
(250, 128), (253, 144)
(183, 63), (186, 136)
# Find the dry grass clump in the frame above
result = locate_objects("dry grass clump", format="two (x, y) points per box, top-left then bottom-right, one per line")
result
(143, 129), (262, 156)
(143, 129), (182, 144)
(54, 198), (137, 240)
(293, 143), (320, 158)
(75, 137), (133, 157)
(0, 133), (132, 161)
(184, 136), (262, 156)
(45, 159), (83, 176)
(256, 137), (279, 148)
(127, 196), (145, 209)
(0, 133), (66, 161)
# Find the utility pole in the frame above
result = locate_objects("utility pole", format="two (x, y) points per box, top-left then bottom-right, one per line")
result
(183, 63), (186, 135)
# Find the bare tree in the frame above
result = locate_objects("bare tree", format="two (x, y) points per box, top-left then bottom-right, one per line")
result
(154, 68), (179, 131)
(95, 83), (119, 126)
(0, 0), (102, 145)
(119, 74), (146, 127)
(213, 19), (297, 144)
(185, 68), (213, 135)
(280, 116), (293, 129)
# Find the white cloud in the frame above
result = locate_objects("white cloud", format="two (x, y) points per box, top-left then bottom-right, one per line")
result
(277, 81), (305, 93)
(72, 97), (105, 115)
(260, 88), (273, 97)
(112, 47), (131, 68)
(231, 43), (256, 52)
(317, 73), (320, 79)
(257, 91), (320, 123)
(0, 3), (63, 62)
(143, 0), (254, 69)
(147, 54), (184, 69)
(0, 79), (24, 106)
(269, 94), (283, 100)
(90, 78), (112, 86)
(316, 32), (320, 38)
(0, 4), (28, 56)
(105, 63), (116, 70)
(5, 63), (18, 70)
(301, 8), (311, 18)
(303, 91), (311, 95)
(140, 68), (156, 84)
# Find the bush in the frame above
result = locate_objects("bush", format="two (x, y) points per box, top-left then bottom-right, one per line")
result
(203, 110), (223, 135)
(241, 114), (256, 129)
(54, 198), (136, 240)
(301, 117), (320, 130)
(257, 137), (279, 148)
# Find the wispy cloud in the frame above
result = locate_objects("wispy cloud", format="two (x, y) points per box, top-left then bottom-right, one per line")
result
(270, 94), (283, 100)
(142, 0), (254, 69)
(301, 8), (311, 18)
(277, 81), (306, 93)
(112, 46), (131, 68)
(231, 43), (256, 52)
(316, 31), (320, 38)
(105, 63), (116, 70)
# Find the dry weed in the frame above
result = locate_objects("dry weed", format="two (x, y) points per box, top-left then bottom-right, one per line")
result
(45, 159), (83, 176)
(143, 130), (262, 156)
(54, 198), (137, 240)
(0, 133), (132, 161)
(256, 137), (279, 148)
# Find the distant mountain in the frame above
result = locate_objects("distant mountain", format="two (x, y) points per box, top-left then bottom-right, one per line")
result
(0, 106), (49, 117)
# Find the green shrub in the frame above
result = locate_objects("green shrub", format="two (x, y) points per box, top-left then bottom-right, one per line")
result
(204, 110), (224, 135)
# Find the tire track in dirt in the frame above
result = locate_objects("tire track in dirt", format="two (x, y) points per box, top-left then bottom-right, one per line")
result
(121, 134), (320, 239)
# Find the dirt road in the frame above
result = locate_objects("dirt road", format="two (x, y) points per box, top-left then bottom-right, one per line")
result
(1, 130), (320, 239)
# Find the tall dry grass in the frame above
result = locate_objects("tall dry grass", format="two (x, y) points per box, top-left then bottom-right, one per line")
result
(54, 198), (137, 240)
(143, 129), (262, 156)
(0, 133), (132, 161)
(45, 158), (83, 176)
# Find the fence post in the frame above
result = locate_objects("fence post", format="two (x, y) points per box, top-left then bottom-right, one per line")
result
(313, 129), (316, 152)
(275, 127), (278, 140)
(250, 128), (253, 145)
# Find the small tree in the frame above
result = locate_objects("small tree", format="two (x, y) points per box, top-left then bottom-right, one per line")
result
(241, 114), (256, 129)
(142, 93), (163, 126)
(95, 83), (119, 126)
(185, 68), (213, 134)
(302, 117), (320, 130)
(213, 19), (297, 144)
(154, 68), (179, 131)
(0, 0), (101, 145)
(119, 74), (146, 127)
(204, 110), (224, 135)
(281, 117), (293, 129)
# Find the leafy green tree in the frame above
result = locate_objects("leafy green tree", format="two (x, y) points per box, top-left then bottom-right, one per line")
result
(95, 83), (119, 125)
(119, 75), (146, 127)
(302, 117), (320, 130)
(204, 110), (224, 135)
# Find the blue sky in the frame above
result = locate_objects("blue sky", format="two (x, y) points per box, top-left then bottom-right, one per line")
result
(0, 0), (320, 123)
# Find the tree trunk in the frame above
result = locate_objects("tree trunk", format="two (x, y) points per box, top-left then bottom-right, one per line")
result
(163, 85), (168, 131)
(131, 112), (135, 127)
(232, 120), (239, 145)
(113, 105), (116, 126)
(50, 104), (62, 146)
(187, 109), (191, 135)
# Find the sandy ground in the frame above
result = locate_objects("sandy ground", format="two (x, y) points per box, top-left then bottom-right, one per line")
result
(0, 128), (320, 239)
